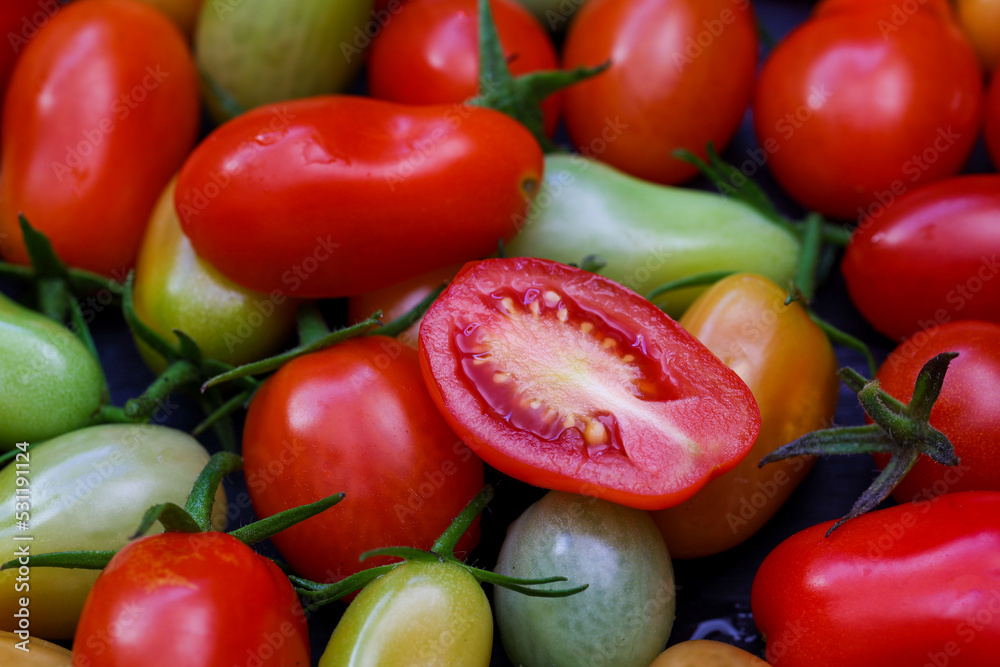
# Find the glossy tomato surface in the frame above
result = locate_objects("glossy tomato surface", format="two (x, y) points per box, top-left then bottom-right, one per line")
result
(368, 0), (560, 134)
(72, 532), (310, 666)
(872, 321), (1000, 503)
(753, 2), (982, 219)
(842, 175), (1000, 340)
(562, 0), (757, 185)
(418, 258), (760, 510)
(242, 336), (484, 584)
(752, 492), (1000, 666)
(0, 0), (199, 277)
(175, 96), (542, 298)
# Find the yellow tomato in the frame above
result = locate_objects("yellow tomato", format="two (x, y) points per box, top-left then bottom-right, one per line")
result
(649, 640), (770, 666)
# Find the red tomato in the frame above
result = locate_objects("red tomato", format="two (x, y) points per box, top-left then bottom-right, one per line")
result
(815, 0), (953, 20)
(871, 321), (1000, 503)
(418, 257), (761, 510)
(0, 0), (59, 104)
(987, 71), (1000, 169)
(368, 0), (561, 135)
(72, 532), (310, 666)
(752, 492), (1000, 667)
(561, 0), (757, 185)
(242, 336), (484, 584)
(841, 175), (1000, 340)
(0, 0), (199, 277)
(753, 3), (982, 220)
(174, 96), (542, 298)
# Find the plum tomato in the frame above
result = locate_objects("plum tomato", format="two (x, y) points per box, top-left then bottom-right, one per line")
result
(418, 257), (761, 510)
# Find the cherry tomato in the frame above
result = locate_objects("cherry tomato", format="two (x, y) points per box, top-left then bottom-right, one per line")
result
(72, 531), (310, 666)
(319, 560), (492, 666)
(132, 178), (299, 373)
(651, 274), (839, 559)
(368, 0), (560, 135)
(842, 175), (1000, 340)
(562, 0), (757, 185)
(242, 336), (484, 584)
(753, 2), (982, 219)
(871, 321), (1000, 503)
(649, 640), (770, 666)
(751, 491), (1000, 666)
(418, 257), (760, 510)
(0, 0), (199, 277)
(987, 71), (1000, 169)
(175, 96), (542, 298)
(956, 0), (1000, 71)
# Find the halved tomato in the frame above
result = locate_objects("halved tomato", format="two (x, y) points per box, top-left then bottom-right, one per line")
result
(418, 258), (760, 510)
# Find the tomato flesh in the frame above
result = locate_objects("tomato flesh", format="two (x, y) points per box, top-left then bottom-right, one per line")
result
(419, 258), (760, 510)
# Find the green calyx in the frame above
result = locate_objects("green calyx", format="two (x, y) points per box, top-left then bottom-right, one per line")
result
(760, 353), (960, 535)
(292, 486), (588, 611)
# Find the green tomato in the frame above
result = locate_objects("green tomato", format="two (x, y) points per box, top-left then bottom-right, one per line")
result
(195, 0), (375, 122)
(495, 491), (675, 667)
(320, 560), (492, 667)
(506, 154), (801, 316)
(0, 424), (225, 639)
(0, 292), (104, 448)
(132, 177), (298, 373)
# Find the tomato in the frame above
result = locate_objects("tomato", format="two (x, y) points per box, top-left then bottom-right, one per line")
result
(987, 71), (1000, 169)
(956, 0), (1000, 71)
(131, 0), (204, 36)
(0, 0), (59, 105)
(871, 321), (1000, 503)
(562, 0), (757, 185)
(842, 175), (1000, 340)
(0, 0), (199, 277)
(242, 336), (484, 584)
(72, 531), (310, 666)
(195, 0), (373, 122)
(0, 424), (224, 639)
(319, 560), (492, 666)
(494, 491), (675, 667)
(815, 0), (953, 20)
(651, 274), (839, 559)
(753, 2), (982, 219)
(0, 631), (71, 666)
(175, 96), (542, 298)
(347, 264), (460, 349)
(418, 257), (760, 510)
(132, 177), (299, 372)
(367, 0), (561, 135)
(0, 291), (105, 448)
(751, 491), (1000, 666)
(649, 640), (769, 666)
(505, 154), (801, 317)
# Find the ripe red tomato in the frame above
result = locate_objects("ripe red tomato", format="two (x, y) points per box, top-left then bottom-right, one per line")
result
(753, 2), (982, 219)
(418, 257), (761, 510)
(987, 71), (1000, 169)
(0, 0), (199, 277)
(872, 321), (1000, 503)
(752, 491), (1000, 667)
(175, 96), (542, 298)
(841, 175), (1000, 340)
(561, 0), (757, 185)
(242, 336), (484, 584)
(0, 0), (59, 104)
(72, 532), (310, 666)
(368, 0), (561, 135)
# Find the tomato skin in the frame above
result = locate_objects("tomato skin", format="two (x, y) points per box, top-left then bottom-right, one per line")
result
(72, 532), (309, 667)
(419, 257), (760, 510)
(0, 425), (224, 640)
(242, 336), (483, 584)
(562, 0), (757, 185)
(494, 491), (675, 667)
(132, 177), (299, 372)
(319, 561), (492, 667)
(175, 96), (542, 298)
(0, 631), (71, 665)
(753, 4), (982, 220)
(0, 0), (59, 104)
(131, 0), (204, 36)
(841, 176), (1000, 340)
(0, 0), (199, 277)
(871, 321), (1000, 502)
(649, 640), (770, 666)
(987, 72), (1000, 169)
(368, 0), (560, 135)
(956, 0), (1000, 71)
(751, 491), (1000, 666)
(651, 274), (839, 559)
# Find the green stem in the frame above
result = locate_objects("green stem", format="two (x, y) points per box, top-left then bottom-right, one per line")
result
(184, 452), (242, 531)
(193, 387), (255, 436)
(132, 502), (202, 538)
(1, 550), (116, 571)
(296, 303), (332, 346)
(647, 270), (736, 302)
(229, 493), (345, 545)
(372, 286), (446, 338)
(812, 315), (879, 379)
(432, 486), (493, 558)
(293, 565), (398, 610)
(124, 360), (201, 420)
(790, 213), (823, 304)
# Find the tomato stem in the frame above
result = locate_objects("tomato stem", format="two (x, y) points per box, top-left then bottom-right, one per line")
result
(0, 550), (116, 572)
(124, 360), (202, 420)
(808, 314), (878, 378)
(647, 270), (737, 302)
(372, 284), (447, 338)
(432, 486), (493, 558)
(228, 492), (345, 546)
(132, 502), (203, 538)
(295, 302), (331, 346)
(790, 213), (823, 303)
(184, 452), (243, 531)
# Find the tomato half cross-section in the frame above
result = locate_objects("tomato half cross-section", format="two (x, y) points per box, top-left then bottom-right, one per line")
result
(418, 258), (761, 510)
